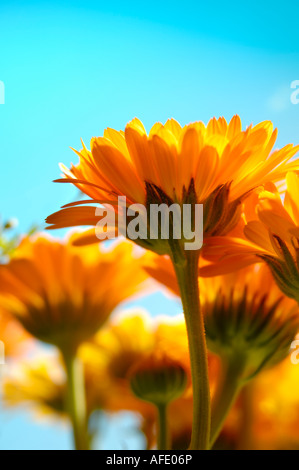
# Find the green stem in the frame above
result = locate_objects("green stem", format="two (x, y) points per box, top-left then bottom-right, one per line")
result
(210, 356), (245, 449)
(172, 251), (211, 450)
(157, 403), (170, 450)
(62, 349), (89, 450)
(236, 383), (254, 450)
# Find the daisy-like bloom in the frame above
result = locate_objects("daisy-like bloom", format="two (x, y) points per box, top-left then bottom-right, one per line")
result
(0, 234), (148, 450)
(90, 310), (220, 450)
(88, 311), (191, 411)
(46, 117), (299, 247)
(0, 235), (147, 351)
(212, 356), (299, 450)
(3, 313), (212, 451)
(46, 116), (299, 450)
(81, 310), (156, 417)
(3, 355), (67, 420)
(3, 350), (111, 447)
(144, 256), (299, 447)
(89, 311), (191, 448)
(3, 351), (111, 420)
(202, 172), (299, 303)
(241, 357), (299, 450)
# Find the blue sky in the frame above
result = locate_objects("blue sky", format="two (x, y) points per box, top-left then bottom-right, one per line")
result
(1, 0), (299, 450)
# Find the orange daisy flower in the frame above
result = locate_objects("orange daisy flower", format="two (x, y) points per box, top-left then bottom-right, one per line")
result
(46, 117), (299, 248)
(0, 234), (149, 450)
(201, 172), (299, 302)
(87, 310), (219, 450)
(88, 311), (191, 413)
(3, 349), (111, 424)
(145, 257), (299, 376)
(0, 234), (148, 351)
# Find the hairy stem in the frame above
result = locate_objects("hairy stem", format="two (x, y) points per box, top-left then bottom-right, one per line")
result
(172, 251), (211, 450)
(62, 349), (89, 450)
(157, 403), (170, 450)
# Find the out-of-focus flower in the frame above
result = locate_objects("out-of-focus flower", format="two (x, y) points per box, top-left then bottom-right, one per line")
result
(85, 311), (160, 416)
(129, 351), (187, 450)
(3, 355), (67, 419)
(89, 311), (192, 409)
(129, 352), (187, 407)
(245, 357), (299, 449)
(144, 255), (299, 446)
(0, 234), (148, 351)
(202, 266), (299, 379)
(0, 233), (149, 450)
(145, 257), (299, 377)
(214, 357), (299, 450)
(94, 311), (191, 422)
(3, 309), (221, 450)
(86, 310), (219, 449)
(3, 311), (189, 446)
(3, 350), (110, 421)
(140, 354), (220, 450)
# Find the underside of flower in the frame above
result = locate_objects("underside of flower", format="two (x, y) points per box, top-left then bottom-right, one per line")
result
(258, 235), (299, 303)
(0, 236), (148, 352)
(129, 353), (187, 407)
(46, 117), (299, 251)
(204, 287), (299, 381)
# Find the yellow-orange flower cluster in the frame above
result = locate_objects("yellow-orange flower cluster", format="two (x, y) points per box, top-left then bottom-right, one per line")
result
(144, 257), (299, 378)
(3, 310), (221, 450)
(3, 115), (299, 451)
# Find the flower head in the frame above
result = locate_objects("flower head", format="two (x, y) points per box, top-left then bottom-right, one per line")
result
(245, 357), (299, 449)
(214, 357), (299, 450)
(129, 352), (187, 407)
(46, 117), (299, 253)
(87, 311), (190, 410)
(202, 172), (299, 302)
(90, 310), (219, 449)
(144, 257), (299, 379)
(3, 350), (111, 422)
(3, 355), (67, 419)
(0, 234), (148, 351)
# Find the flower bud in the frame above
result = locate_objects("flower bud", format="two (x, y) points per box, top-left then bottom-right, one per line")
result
(129, 353), (187, 407)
